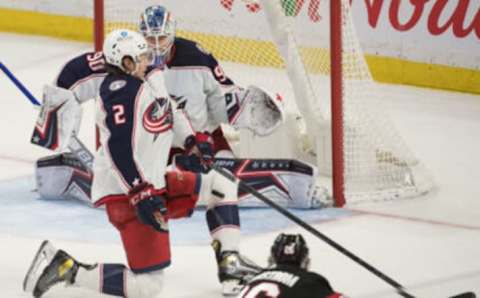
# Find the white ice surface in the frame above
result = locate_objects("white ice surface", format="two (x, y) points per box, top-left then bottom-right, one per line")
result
(1, 33), (479, 298)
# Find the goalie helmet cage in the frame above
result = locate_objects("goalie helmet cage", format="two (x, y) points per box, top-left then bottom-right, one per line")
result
(93, 0), (433, 207)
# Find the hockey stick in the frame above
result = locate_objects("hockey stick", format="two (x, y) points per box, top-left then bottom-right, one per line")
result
(450, 293), (476, 298)
(1, 61), (95, 172)
(211, 163), (416, 297)
(212, 164), (478, 298)
(1, 61), (41, 106)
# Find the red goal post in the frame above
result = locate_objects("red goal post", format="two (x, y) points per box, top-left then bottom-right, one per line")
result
(94, 0), (104, 52)
(93, 0), (433, 206)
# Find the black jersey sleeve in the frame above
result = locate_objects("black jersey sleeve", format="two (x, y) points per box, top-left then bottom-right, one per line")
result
(56, 52), (106, 90)
(167, 37), (235, 86)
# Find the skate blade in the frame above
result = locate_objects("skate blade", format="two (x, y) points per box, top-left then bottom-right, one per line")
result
(23, 240), (58, 292)
(222, 279), (245, 297)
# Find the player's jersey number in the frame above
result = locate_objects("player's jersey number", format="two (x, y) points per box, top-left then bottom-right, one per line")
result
(86, 52), (105, 72)
(112, 104), (126, 125)
(239, 282), (281, 298)
(214, 65), (228, 83)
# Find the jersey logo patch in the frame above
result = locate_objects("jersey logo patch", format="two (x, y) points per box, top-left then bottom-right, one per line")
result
(142, 97), (173, 136)
(170, 94), (187, 109)
(109, 80), (127, 91)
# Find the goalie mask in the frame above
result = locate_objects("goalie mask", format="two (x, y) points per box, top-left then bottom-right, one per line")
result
(268, 233), (310, 270)
(139, 5), (176, 67)
(103, 29), (150, 73)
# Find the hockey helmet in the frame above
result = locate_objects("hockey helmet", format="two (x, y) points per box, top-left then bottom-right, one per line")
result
(103, 29), (150, 73)
(269, 233), (310, 269)
(139, 5), (176, 66)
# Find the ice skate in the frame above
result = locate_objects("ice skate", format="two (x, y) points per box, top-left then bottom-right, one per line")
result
(24, 240), (95, 298)
(212, 240), (263, 296)
(32, 249), (80, 297)
(23, 240), (58, 293)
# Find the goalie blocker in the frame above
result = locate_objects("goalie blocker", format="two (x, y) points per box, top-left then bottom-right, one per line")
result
(31, 84), (82, 152)
(35, 153), (328, 209)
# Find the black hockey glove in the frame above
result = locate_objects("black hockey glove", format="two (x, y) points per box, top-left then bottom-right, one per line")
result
(128, 182), (168, 232)
(185, 132), (215, 166)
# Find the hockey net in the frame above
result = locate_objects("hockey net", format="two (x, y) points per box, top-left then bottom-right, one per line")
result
(95, 0), (433, 206)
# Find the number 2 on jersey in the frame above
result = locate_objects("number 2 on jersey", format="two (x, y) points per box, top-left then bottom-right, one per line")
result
(112, 104), (126, 125)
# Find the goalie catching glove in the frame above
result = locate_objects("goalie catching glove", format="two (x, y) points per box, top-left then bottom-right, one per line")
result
(128, 182), (168, 232)
(224, 85), (285, 136)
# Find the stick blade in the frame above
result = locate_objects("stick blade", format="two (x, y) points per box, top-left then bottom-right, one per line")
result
(449, 292), (476, 298)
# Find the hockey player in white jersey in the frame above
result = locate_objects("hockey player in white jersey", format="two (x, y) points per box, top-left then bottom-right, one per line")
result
(139, 5), (285, 157)
(30, 48), (106, 151)
(24, 29), (262, 298)
(31, 4), (325, 210)
(138, 5), (327, 210)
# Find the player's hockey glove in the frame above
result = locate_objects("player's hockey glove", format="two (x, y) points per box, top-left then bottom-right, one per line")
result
(185, 132), (215, 167)
(128, 182), (168, 232)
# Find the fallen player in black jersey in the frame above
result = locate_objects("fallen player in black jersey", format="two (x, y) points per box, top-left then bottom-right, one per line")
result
(236, 233), (344, 298)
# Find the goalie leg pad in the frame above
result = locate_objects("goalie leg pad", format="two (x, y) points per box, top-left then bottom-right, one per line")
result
(35, 153), (92, 205)
(106, 201), (171, 272)
(215, 157), (326, 209)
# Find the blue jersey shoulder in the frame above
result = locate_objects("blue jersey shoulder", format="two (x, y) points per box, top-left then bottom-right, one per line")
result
(168, 38), (212, 68)
(168, 38), (234, 85)
(56, 52), (106, 89)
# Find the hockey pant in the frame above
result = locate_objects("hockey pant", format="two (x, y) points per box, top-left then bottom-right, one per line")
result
(72, 169), (240, 297)
(103, 170), (201, 272)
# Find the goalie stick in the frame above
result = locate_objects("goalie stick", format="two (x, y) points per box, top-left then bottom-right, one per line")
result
(1, 61), (41, 106)
(210, 164), (476, 298)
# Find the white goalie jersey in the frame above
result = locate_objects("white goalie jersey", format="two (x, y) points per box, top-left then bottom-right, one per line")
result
(164, 37), (284, 137)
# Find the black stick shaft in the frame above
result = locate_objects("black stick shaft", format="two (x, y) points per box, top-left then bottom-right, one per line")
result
(212, 164), (415, 298)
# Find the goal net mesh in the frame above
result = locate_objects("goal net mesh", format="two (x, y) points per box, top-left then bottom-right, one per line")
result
(101, 0), (433, 204)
